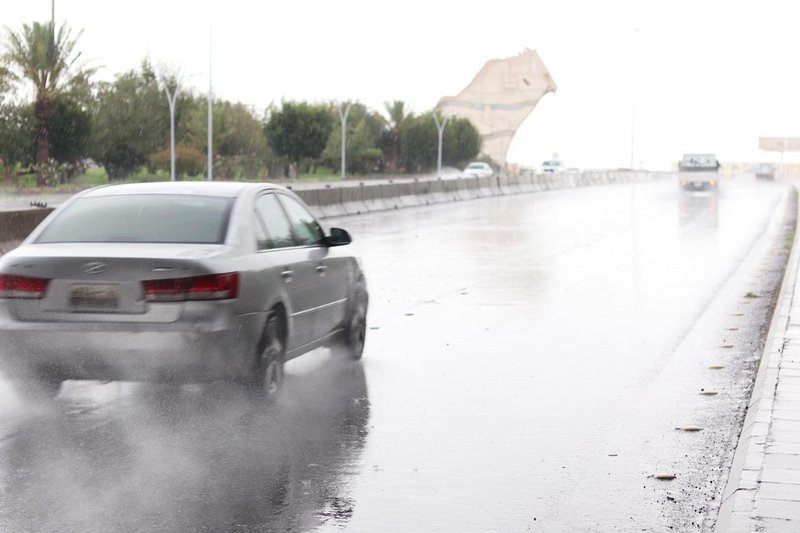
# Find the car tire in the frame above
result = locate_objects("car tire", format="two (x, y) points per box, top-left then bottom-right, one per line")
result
(249, 312), (286, 399)
(334, 289), (368, 361)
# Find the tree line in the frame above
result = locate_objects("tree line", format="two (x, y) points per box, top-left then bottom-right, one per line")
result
(0, 21), (482, 187)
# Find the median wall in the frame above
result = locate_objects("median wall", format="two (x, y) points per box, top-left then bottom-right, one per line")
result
(0, 171), (665, 254)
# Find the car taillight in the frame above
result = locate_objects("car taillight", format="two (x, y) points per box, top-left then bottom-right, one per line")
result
(0, 274), (49, 299)
(142, 273), (239, 302)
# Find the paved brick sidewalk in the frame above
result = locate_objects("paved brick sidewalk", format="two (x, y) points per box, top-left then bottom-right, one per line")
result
(717, 193), (800, 531)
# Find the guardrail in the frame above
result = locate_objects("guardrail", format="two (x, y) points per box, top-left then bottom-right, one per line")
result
(0, 170), (664, 254)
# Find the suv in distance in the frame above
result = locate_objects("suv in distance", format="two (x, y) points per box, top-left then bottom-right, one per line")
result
(540, 160), (563, 174)
(754, 162), (775, 180)
(678, 153), (720, 192)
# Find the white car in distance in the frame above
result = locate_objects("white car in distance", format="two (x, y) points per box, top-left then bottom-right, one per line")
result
(462, 162), (494, 178)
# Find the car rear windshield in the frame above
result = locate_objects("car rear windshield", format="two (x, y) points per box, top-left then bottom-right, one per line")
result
(35, 194), (234, 244)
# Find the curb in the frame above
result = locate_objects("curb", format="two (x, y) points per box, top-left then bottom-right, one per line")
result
(715, 186), (800, 531)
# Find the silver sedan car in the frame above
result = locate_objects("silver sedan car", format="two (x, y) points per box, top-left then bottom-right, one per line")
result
(0, 182), (368, 398)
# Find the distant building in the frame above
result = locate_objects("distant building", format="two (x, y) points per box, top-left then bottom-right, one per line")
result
(436, 49), (557, 169)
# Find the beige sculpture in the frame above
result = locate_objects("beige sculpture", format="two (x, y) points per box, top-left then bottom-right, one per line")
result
(437, 49), (557, 168)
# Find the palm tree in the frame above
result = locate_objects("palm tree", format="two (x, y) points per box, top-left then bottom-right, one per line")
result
(384, 100), (411, 173)
(3, 21), (89, 185)
(0, 65), (10, 97)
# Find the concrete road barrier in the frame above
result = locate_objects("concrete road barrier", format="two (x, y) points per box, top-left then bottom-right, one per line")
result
(395, 181), (422, 207)
(441, 179), (461, 202)
(379, 183), (404, 210)
(462, 177), (483, 199)
(509, 175), (526, 194)
(316, 187), (347, 217)
(360, 183), (388, 212)
(496, 175), (512, 195)
(451, 178), (472, 201)
(0, 240), (21, 255)
(340, 185), (369, 215)
(475, 176), (494, 197)
(516, 174), (535, 193)
(412, 180), (435, 205)
(428, 179), (451, 203)
(0, 171), (666, 252)
(0, 208), (54, 242)
(488, 175), (503, 196)
(530, 174), (544, 191)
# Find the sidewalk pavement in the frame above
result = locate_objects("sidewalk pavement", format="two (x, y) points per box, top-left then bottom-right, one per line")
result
(716, 192), (800, 531)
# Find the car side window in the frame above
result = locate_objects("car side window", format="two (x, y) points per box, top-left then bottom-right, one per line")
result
(253, 209), (270, 250)
(255, 194), (295, 249)
(277, 195), (325, 246)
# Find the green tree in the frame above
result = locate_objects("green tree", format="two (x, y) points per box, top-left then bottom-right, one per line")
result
(0, 65), (12, 103)
(263, 101), (333, 178)
(49, 93), (91, 165)
(0, 101), (35, 166)
(442, 116), (481, 168)
(90, 60), (192, 179)
(399, 113), (437, 173)
(186, 99), (272, 179)
(382, 100), (411, 173)
(322, 102), (386, 174)
(3, 21), (93, 185)
(147, 144), (205, 177)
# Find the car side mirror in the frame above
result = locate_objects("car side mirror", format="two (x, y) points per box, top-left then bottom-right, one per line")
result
(325, 227), (352, 247)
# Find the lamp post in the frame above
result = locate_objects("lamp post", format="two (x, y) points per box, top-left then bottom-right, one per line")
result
(630, 27), (641, 170)
(207, 15), (213, 181)
(337, 102), (352, 179)
(158, 77), (180, 181)
(433, 113), (449, 177)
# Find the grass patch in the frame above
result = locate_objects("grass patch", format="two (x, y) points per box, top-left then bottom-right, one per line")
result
(74, 167), (109, 186)
(298, 166), (339, 182)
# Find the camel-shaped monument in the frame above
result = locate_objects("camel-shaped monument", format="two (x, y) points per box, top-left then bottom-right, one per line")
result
(437, 49), (557, 168)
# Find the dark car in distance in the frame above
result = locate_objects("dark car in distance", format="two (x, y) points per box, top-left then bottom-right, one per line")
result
(0, 182), (368, 398)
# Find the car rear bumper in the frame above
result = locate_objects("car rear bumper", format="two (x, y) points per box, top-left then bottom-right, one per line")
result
(681, 181), (717, 192)
(0, 309), (265, 382)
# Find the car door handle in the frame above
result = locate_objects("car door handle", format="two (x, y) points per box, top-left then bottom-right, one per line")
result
(316, 264), (328, 274)
(281, 269), (293, 281)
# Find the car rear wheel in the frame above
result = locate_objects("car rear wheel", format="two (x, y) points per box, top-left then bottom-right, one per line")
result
(250, 312), (286, 399)
(334, 291), (368, 361)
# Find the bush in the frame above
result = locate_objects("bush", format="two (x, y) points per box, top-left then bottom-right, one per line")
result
(213, 155), (268, 181)
(350, 147), (385, 174)
(33, 159), (87, 186)
(147, 144), (206, 178)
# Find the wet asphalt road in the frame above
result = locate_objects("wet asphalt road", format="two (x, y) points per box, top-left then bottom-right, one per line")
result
(0, 177), (793, 532)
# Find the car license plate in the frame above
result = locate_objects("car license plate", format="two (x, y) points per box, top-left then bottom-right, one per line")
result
(69, 284), (120, 310)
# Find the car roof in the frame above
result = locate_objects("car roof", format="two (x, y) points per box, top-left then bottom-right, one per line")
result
(79, 181), (285, 198)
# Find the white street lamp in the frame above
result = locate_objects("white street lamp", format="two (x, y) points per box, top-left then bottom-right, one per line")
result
(158, 76), (180, 181)
(207, 15), (213, 181)
(433, 113), (449, 177)
(337, 102), (352, 179)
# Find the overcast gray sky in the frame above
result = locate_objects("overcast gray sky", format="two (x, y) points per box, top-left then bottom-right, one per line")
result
(5, 0), (800, 170)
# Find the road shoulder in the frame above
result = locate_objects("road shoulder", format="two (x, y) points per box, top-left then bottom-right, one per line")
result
(716, 186), (800, 532)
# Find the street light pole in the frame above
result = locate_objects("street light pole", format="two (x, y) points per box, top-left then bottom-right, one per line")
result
(337, 102), (352, 179)
(433, 113), (449, 177)
(159, 78), (179, 181)
(207, 15), (213, 181)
